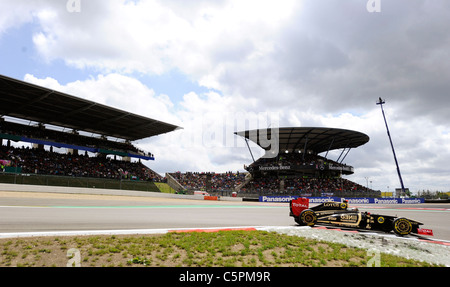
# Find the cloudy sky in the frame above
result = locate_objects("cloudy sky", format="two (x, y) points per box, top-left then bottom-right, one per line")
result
(0, 0), (449, 193)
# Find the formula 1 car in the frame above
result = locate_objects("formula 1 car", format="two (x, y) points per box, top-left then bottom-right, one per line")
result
(289, 198), (433, 236)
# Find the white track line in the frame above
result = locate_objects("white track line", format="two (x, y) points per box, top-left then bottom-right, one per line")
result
(0, 226), (267, 239)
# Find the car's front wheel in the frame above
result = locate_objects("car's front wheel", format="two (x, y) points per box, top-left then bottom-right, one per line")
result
(392, 217), (412, 236)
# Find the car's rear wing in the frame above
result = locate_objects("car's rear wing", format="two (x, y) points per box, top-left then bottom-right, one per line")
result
(289, 197), (309, 217)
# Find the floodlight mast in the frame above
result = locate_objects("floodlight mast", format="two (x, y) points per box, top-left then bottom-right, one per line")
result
(376, 98), (406, 195)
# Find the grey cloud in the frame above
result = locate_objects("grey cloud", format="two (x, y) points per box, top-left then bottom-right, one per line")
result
(215, 0), (450, 125)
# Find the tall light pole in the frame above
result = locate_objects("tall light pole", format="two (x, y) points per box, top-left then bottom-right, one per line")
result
(376, 98), (406, 196)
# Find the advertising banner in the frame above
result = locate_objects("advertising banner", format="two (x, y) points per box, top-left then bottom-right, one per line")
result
(0, 159), (12, 167)
(259, 196), (424, 204)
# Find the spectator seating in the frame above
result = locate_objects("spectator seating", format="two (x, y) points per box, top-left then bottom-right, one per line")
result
(0, 145), (163, 182)
(240, 175), (370, 194)
(0, 119), (153, 159)
(170, 171), (246, 192)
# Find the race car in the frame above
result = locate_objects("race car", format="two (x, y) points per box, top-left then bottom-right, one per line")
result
(289, 197), (433, 236)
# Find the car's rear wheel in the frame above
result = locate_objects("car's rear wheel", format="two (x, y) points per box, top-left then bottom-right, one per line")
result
(393, 217), (412, 236)
(299, 209), (317, 226)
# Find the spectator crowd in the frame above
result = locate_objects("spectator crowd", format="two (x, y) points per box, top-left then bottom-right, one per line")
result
(241, 176), (369, 194)
(170, 171), (246, 191)
(169, 171), (371, 195)
(0, 145), (162, 182)
(245, 152), (350, 172)
(0, 119), (153, 158)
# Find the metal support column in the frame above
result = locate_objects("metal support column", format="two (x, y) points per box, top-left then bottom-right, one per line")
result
(376, 98), (406, 195)
(245, 138), (256, 163)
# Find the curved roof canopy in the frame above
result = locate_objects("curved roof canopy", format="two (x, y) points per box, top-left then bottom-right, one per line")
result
(0, 74), (180, 141)
(235, 127), (369, 154)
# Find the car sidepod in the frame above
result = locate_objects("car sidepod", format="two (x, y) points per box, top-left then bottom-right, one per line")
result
(365, 214), (396, 233)
(316, 211), (365, 228)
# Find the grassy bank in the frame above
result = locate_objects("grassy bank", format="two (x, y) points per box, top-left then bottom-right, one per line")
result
(0, 230), (441, 267)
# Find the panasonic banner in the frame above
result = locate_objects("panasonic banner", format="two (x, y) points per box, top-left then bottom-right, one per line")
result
(259, 196), (425, 204)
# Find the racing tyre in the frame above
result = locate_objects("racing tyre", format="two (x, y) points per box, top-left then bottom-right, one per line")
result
(299, 209), (317, 226)
(393, 217), (412, 236)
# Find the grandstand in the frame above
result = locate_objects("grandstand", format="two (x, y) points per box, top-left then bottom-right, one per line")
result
(168, 127), (378, 198)
(0, 74), (180, 189)
(237, 127), (376, 197)
(0, 74), (376, 197)
(168, 171), (247, 194)
(236, 127), (369, 176)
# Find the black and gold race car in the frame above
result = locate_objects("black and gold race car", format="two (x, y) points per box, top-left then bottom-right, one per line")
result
(289, 198), (433, 236)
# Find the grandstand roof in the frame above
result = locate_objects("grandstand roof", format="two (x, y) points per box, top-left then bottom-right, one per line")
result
(235, 127), (369, 154)
(0, 74), (180, 141)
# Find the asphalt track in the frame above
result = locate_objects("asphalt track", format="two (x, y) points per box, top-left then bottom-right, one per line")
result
(0, 187), (449, 242)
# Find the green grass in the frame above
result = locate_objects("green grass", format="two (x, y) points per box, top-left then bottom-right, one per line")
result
(155, 182), (176, 194)
(0, 231), (441, 267)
